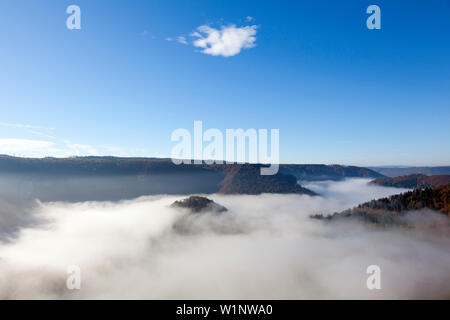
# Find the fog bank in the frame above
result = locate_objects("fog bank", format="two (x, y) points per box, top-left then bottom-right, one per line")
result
(0, 179), (448, 299)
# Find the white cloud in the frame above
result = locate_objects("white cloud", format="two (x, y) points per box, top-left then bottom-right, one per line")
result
(165, 37), (173, 41)
(0, 123), (120, 158)
(0, 122), (57, 141)
(0, 138), (54, 154)
(0, 138), (100, 158)
(0, 122), (54, 131)
(191, 24), (258, 57)
(177, 36), (188, 45)
(246, 16), (255, 22)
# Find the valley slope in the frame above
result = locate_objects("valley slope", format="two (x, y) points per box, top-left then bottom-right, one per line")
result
(370, 174), (450, 189)
(0, 155), (381, 201)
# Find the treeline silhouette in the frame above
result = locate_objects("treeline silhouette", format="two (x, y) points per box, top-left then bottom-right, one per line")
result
(311, 184), (450, 228)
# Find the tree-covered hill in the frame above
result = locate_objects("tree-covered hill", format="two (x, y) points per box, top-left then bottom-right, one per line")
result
(311, 184), (450, 229)
(370, 174), (450, 189)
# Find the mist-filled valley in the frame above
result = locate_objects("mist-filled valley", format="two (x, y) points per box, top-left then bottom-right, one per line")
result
(2, 0), (450, 308)
(0, 177), (448, 299)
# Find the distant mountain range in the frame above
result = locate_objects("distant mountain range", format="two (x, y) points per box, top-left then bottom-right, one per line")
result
(370, 174), (450, 189)
(279, 164), (382, 181)
(369, 166), (450, 177)
(0, 155), (381, 201)
(0, 155), (382, 179)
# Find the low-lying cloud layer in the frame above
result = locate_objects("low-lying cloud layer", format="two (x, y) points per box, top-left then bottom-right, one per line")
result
(0, 179), (448, 299)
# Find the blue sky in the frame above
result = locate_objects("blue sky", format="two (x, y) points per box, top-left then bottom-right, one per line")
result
(0, 0), (449, 166)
